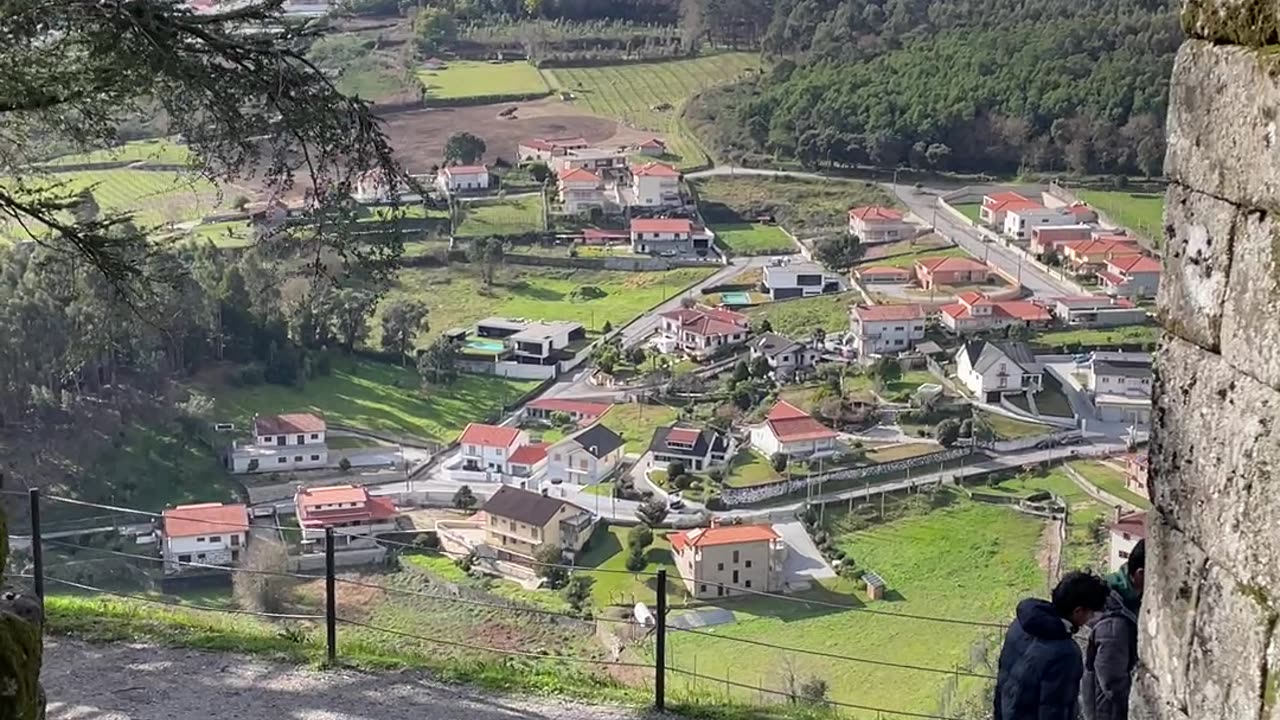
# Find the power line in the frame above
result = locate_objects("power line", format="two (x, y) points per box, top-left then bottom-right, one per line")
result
(665, 666), (969, 720)
(21, 574), (325, 621)
(37, 494), (298, 534)
(337, 617), (653, 670)
(41, 538), (322, 580)
(668, 626), (996, 680)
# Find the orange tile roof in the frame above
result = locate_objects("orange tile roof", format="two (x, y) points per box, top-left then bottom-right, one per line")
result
(558, 167), (601, 183)
(768, 416), (838, 442)
(1110, 511), (1147, 538)
(526, 398), (613, 417)
(916, 256), (989, 273)
(659, 307), (747, 337)
(983, 191), (1029, 207)
(631, 218), (691, 233)
(163, 503), (248, 538)
(667, 427), (702, 445)
(851, 303), (925, 322)
(508, 442), (550, 466)
(670, 523), (780, 551)
(766, 400), (811, 421)
(295, 485), (397, 527)
(442, 164), (487, 175)
(1107, 255), (1162, 274)
(632, 161), (680, 177)
(255, 413), (325, 436)
(459, 423), (523, 448)
(994, 300), (1053, 322)
(848, 206), (903, 221)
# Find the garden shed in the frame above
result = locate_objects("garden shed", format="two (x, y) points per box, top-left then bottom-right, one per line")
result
(864, 571), (886, 600)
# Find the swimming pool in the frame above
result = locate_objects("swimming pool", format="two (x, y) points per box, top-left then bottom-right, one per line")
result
(720, 291), (752, 306)
(465, 338), (507, 353)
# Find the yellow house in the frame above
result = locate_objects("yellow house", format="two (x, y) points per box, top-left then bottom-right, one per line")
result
(669, 522), (787, 599)
(481, 486), (597, 563)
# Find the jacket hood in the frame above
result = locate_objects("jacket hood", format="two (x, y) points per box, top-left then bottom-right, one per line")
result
(1107, 569), (1141, 613)
(1015, 598), (1072, 640)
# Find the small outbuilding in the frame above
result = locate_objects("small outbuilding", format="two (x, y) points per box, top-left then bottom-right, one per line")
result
(864, 571), (886, 601)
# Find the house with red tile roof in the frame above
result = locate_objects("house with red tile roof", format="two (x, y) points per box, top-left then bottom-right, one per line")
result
(854, 265), (912, 284)
(524, 398), (614, 424)
(161, 502), (249, 573)
(630, 217), (702, 255)
(848, 206), (912, 243)
(294, 484), (399, 551)
(1030, 225), (1095, 256)
(556, 167), (607, 214)
(231, 413), (329, 474)
(1097, 254), (1162, 299)
(517, 136), (589, 162)
(458, 423), (529, 473)
(1059, 239), (1142, 274)
(1108, 510), (1146, 572)
(914, 256), (991, 289)
(670, 521), (786, 598)
(630, 162), (682, 207)
(749, 401), (839, 458)
(635, 137), (668, 156)
(1002, 205), (1077, 241)
(979, 192), (1041, 225)
(436, 164), (490, 194)
(658, 306), (750, 359)
(938, 292), (1053, 334)
(507, 442), (550, 479)
(849, 304), (926, 356)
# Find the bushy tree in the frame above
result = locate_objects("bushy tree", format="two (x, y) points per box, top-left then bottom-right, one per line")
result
(635, 498), (669, 526)
(467, 237), (505, 290)
(813, 235), (864, 270)
(771, 452), (789, 472)
(666, 460), (687, 480)
(534, 542), (568, 589)
(732, 359), (750, 382)
(414, 7), (458, 55)
(445, 131), (487, 165)
(750, 354), (773, 378)
(452, 484), (477, 509)
(380, 298), (430, 364)
(627, 523), (654, 551)
(563, 575), (595, 612)
(935, 418), (962, 447)
(417, 337), (459, 385)
(959, 418), (974, 438)
(234, 538), (291, 614)
(625, 346), (647, 366)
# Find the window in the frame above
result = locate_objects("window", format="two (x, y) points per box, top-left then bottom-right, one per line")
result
(231, 550), (240, 562)
(262, 435), (272, 443)
(745, 580), (752, 588)
(209, 536), (221, 543)
(745, 560), (753, 569)
(231, 535), (240, 547)
(717, 562), (724, 571)
(732, 550), (740, 564)
(310, 433), (319, 440)
(732, 570), (739, 583)
(700, 584), (707, 593)
(310, 455), (320, 461)
(276, 436), (285, 446)
(278, 457), (287, 464)
(197, 554), (207, 561)
(553, 453), (561, 462)
(296, 434), (305, 445)
(716, 586), (724, 597)
(294, 456), (303, 462)
(178, 554), (191, 563)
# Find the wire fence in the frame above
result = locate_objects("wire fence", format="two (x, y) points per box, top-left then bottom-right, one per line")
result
(9, 488), (1003, 720)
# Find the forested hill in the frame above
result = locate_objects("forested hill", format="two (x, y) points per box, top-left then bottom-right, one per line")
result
(691, 0), (1182, 176)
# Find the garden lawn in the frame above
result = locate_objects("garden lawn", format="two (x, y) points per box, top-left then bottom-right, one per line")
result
(1076, 190), (1165, 246)
(692, 175), (894, 231)
(204, 357), (538, 443)
(599, 403), (680, 453)
(577, 524), (688, 608)
(993, 468), (1108, 571)
(864, 442), (940, 463)
(857, 245), (970, 269)
(663, 500), (1042, 716)
(1033, 324), (1158, 349)
(456, 196), (544, 237)
(1069, 460), (1151, 509)
(976, 410), (1054, 440)
(379, 264), (716, 348)
(952, 202), (982, 223)
(745, 292), (853, 338)
(711, 223), (796, 256)
(723, 449), (781, 488)
(417, 60), (550, 100)
(544, 53), (760, 169)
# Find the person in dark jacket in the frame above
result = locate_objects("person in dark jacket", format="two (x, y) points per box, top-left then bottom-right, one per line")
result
(994, 571), (1110, 720)
(1081, 540), (1146, 720)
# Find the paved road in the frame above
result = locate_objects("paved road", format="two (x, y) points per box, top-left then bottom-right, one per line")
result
(43, 639), (664, 720)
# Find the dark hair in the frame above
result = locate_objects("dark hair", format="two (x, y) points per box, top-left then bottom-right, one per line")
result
(1127, 539), (1146, 574)
(1051, 571), (1110, 616)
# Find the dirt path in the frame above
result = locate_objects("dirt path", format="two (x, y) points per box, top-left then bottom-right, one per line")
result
(43, 639), (668, 720)
(1037, 518), (1064, 590)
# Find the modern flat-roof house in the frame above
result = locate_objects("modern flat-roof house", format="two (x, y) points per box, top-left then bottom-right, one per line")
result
(458, 423), (528, 473)
(1052, 296), (1148, 328)
(230, 413), (329, 474)
(1108, 510), (1146, 572)
(524, 398), (614, 424)
(481, 486), (596, 563)
(749, 400), (839, 458)
(161, 502), (249, 573)
(848, 206), (912, 243)
(557, 167), (608, 215)
(762, 260), (841, 300)
(1030, 225), (1095, 256)
(648, 424), (733, 472)
(939, 292), (1053, 334)
(629, 162), (682, 207)
(853, 265), (912, 284)
(1097, 255), (1162, 299)
(545, 423), (626, 486)
(294, 484), (399, 551)
(670, 522), (786, 599)
(436, 165), (490, 194)
(955, 340), (1043, 401)
(630, 217), (694, 255)
(915, 256), (990, 290)
(1087, 354), (1153, 425)
(748, 332), (821, 381)
(1003, 206), (1076, 241)
(979, 192), (1039, 225)
(507, 321), (587, 365)
(658, 306), (750, 359)
(517, 136), (589, 162)
(849, 304), (926, 356)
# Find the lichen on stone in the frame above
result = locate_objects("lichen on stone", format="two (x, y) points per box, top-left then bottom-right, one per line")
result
(0, 504), (45, 720)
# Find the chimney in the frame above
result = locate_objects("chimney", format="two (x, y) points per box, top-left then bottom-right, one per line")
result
(541, 487), (549, 497)
(709, 517), (720, 529)
(1114, 506), (1122, 524)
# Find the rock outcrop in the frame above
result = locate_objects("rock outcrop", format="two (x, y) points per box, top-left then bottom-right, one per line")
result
(0, 506), (45, 720)
(1136, 2), (1280, 717)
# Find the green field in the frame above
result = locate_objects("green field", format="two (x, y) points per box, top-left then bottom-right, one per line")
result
(864, 442), (941, 463)
(380, 264), (715, 347)
(992, 468), (1108, 571)
(417, 60), (550, 100)
(544, 53), (760, 168)
(976, 410), (1054, 440)
(692, 175), (895, 231)
(1033, 324), (1158, 349)
(664, 499), (1041, 716)
(47, 138), (192, 166)
(599, 402), (681, 453)
(724, 448), (782, 488)
(952, 202), (982, 223)
(745, 292), (853, 338)
(712, 223), (796, 256)
(578, 524), (689, 607)
(1068, 459), (1151, 509)
(456, 196), (544, 237)
(1076, 190), (1165, 245)
(857, 245), (970, 269)
(203, 357), (538, 443)
(3, 169), (224, 232)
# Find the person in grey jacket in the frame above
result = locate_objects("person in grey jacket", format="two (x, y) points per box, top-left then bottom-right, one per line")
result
(1081, 540), (1146, 720)
(994, 571), (1110, 720)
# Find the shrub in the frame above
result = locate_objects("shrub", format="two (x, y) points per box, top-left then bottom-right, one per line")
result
(338, 457), (352, 472)
(707, 467), (724, 484)
(627, 524), (654, 551)
(706, 497), (727, 511)
(770, 452), (788, 472)
(666, 460), (687, 480)
(624, 545), (647, 572)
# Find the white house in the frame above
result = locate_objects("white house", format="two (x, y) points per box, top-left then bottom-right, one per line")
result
(847, 206), (913, 243)
(629, 162), (682, 207)
(552, 148), (629, 176)
(295, 484), (399, 551)
(1088, 354), (1154, 425)
(161, 502), (249, 573)
(955, 340), (1043, 402)
(979, 191), (1039, 226)
(1002, 206), (1076, 241)
(748, 333), (820, 381)
(557, 167), (608, 214)
(658, 306), (750, 359)
(458, 423), (529, 473)
(849, 304), (926, 357)
(506, 320), (586, 364)
(750, 401), (839, 458)
(648, 424), (733, 472)
(436, 165), (490, 194)
(1109, 510), (1146, 572)
(1097, 255), (1162, 299)
(762, 260), (840, 300)
(545, 423), (626, 485)
(1052, 296), (1149, 328)
(517, 136), (589, 162)
(229, 413), (328, 474)
(630, 217), (693, 255)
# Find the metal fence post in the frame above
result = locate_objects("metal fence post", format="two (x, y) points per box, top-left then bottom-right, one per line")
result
(655, 568), (667, 711)
(325, 527), (336, 665)
(29, 488), (43, 601)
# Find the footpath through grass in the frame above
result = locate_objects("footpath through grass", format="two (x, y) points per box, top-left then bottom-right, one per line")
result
(417, 60), (550, 100)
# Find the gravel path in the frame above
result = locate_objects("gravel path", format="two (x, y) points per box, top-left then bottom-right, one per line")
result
(43, 639), (666, 720)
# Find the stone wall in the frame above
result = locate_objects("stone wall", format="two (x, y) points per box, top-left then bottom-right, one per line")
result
(1135, 6), (1280, 718)
(0, 505), (45, 720)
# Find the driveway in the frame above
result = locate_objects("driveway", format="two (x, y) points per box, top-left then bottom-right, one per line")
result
(773, 520), (836, 584)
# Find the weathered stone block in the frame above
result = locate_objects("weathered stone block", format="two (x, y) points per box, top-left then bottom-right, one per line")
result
(1166, 41), (1280, 208)
(1138, 513), (1206, 711)
(1182, 0), (1280, 46)
(1158, 184), (1239, 350)
(1186, 563), (1276, 719)
(1131, 667), (1192, 720)
(1151, 336), (1280, 588)
(1221, 206), (1280, 390)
